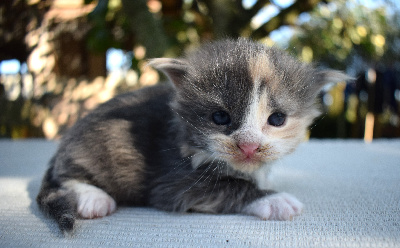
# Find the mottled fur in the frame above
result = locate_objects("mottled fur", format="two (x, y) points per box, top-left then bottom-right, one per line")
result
(37, 39), (349, 234)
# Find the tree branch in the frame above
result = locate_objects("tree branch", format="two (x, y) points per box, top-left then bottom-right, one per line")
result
(247, 0), (271, 17)
(251, 0), (325, 39)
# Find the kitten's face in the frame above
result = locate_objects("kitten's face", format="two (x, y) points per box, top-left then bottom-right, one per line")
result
(151, 39), (348, 174)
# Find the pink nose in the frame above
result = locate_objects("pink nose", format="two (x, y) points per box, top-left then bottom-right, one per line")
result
(238, 143), (259, 158)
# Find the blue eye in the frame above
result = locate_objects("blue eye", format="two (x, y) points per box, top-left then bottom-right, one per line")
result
(268, 112), (286, 127)
(212, 111), (231, 125)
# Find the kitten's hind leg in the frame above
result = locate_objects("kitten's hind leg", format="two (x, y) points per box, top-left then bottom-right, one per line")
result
(37, 177), (117, 234)
(64, 180), (117, 219)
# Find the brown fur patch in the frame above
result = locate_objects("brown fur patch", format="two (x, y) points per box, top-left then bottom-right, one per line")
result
(248, 53), (273, 85)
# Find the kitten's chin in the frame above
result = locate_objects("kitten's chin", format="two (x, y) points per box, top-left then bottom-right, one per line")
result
(229, 157), (270, 174)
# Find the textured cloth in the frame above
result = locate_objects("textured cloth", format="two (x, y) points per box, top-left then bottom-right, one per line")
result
(0, 139), (399, 247)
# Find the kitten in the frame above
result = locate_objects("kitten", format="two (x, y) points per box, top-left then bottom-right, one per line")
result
(37, 38), (349, 234)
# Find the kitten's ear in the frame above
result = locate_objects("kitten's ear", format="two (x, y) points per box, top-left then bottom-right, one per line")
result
(148, 58), (189, 87)
(316, 70), (353, 88)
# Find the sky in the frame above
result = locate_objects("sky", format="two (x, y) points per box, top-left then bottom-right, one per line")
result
(0, 60), (21, 75)
(0, 0), (391, 75)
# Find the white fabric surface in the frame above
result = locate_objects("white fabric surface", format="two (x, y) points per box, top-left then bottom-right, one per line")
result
(0, 139), (399, 247)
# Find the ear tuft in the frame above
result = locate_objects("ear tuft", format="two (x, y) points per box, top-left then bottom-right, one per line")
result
(317, 70), (354, 86)
(302, 70), (354, 103)
(148, 58), (189, 86)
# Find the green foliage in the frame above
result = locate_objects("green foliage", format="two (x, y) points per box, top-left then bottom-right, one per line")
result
(288, 0), (400, 139)
(289, 0), (400, 70)
(83, 0), (328, 62)
(86, 0), (131, 53)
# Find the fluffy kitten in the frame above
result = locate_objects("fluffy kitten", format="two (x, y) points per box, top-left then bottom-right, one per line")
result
(37, 38), (349, 234)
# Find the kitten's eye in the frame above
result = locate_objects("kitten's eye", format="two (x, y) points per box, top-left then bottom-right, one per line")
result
(268, 112), (286, 127)
(212, 111), (231, 125)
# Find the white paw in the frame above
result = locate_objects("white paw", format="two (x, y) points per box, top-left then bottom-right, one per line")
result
(65, 180), (117, 219)
(243, 192), (303, 220)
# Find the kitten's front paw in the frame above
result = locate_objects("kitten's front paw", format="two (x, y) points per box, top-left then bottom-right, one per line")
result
(243, 192), (303, 221)
(74, 183), (117, 219)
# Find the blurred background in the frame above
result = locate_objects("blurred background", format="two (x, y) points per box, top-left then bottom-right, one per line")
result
(0, 0), (399, 140)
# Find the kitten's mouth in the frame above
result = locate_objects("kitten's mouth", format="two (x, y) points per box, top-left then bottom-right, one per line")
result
(237, 156), (262, 165)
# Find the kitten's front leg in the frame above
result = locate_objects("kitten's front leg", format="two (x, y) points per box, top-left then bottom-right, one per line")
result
(242, 192), (303, 220)
(150, 169), (303, 220)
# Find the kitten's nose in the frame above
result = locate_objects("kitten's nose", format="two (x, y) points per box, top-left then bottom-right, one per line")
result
(238, 143), (259, 158)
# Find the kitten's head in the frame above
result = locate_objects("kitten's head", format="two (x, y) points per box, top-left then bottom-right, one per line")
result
(150, 39), (350, 174)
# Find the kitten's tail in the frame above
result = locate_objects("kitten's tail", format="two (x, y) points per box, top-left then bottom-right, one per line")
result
(36, 158), (78, 234)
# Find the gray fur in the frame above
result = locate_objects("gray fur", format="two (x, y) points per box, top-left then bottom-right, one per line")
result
(37, 38), (349, 234)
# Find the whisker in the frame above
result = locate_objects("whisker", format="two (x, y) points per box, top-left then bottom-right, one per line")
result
(161, 150), (207, 180)
(209, 160), (223, 194)
(182, 163), (213, 194)
(202, 157), (218, 183)
(159, 147), (180, 152)
(170, 108), (209, 137)
(310, 112), (327, 130)
(171, 153), (199, 170)
(159, 145), (203, 153)
(181, 150), (218, 194)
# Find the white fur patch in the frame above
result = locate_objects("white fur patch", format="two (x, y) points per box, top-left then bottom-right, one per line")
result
(233, 74), (271, 151)
(238, 79), (265, 143)
(64, 180), (117, 219)
(242, 192), (303, 220)
(251, 164), (273, 190)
